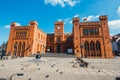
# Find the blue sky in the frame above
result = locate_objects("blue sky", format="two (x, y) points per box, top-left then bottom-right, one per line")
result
(0, 0), (120, 45)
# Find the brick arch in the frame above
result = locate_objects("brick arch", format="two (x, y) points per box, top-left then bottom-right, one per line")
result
(90, 41), (96, 56)
(96, 40), (102, 57)
(84, 41), (90, 58)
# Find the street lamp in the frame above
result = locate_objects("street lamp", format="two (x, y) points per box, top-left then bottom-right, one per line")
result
(80, 44), (84, 58)
(9, 73), (24, 80)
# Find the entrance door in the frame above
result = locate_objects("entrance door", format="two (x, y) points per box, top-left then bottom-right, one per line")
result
(57, 45), (61, 53)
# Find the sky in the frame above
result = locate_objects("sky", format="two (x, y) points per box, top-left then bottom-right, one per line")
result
(0, 0), (120, 45)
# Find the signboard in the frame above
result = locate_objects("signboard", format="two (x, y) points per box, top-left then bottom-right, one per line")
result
(47, 49), (50, 52)
(67, 49), (73, 53)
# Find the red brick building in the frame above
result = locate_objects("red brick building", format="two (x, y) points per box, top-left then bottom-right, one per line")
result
(6, 15), (113, 58)
(6, 21), (46, 57)
(46, 15), (114, 58)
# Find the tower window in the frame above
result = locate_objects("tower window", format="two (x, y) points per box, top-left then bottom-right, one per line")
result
(57, 38), (61, 42)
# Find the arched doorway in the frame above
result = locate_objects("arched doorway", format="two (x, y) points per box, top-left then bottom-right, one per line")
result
(57, 44), (61, 53)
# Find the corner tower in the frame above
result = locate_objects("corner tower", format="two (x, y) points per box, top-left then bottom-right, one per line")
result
(72, 17), (81, 57)
(99, 15), (114, 58)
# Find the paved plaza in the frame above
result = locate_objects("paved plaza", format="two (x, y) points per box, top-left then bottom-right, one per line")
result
(0, 53), (120, 80)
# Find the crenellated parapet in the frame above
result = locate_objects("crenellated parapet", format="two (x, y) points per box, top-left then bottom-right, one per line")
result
(79, 22), (100, 26)
(55, 21), (64, 25)
(72, 17), (80, 23)
(11, 22), (18, 27)
(29, 21), (38, 26)
(99, 15), (108, 20)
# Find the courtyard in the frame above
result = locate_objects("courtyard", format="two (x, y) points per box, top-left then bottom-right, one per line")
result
(0, 53), (120, 80)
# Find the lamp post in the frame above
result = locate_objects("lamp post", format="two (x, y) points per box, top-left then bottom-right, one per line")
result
(80, 44), (84, 58)
(9, 73), (24, 80)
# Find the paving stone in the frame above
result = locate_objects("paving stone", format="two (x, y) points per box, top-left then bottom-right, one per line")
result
(0, 56), (120, 80)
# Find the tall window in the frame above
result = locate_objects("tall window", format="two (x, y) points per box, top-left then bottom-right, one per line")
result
(83, 28), (99, 36)
(90, 41), (95, 56)
(84, 41), (90, 57)
(50, 38), (52, 42)
(96, 41), (101, 57)
(96, 41), (101, 51)
(22, 42), (25, 51)
(94, 28), (99, 35)
(15, 31), (27, 38)
(57, 38), (61, 42)
(66, 38), (71, 42)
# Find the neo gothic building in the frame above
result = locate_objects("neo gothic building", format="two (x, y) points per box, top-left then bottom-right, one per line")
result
(46, 15), (114, 58)
(6, 15), (114, 58)
(6, 21), (46, 57)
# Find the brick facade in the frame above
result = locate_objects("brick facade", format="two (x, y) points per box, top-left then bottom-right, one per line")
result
(46, 15), (114, 58)
(6, 15), (113, 58)
(6, 21), (46, 57)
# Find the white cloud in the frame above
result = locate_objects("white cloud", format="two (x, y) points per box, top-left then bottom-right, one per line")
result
(69, 20), (72, 24)
(4, 25), (10, 29)
(58, 19), (63, 22)
(57, 18), (71, 24)
(82, 15), (99, 21)
(117, 6), (120, 16)
(44, 0), (80, 7)
(4, 23), (21, 29)
(108, 19), (120, 30)
(74, 14), (79, 17)
(108, 19), (120, 36)
(57, 15), (100, 25)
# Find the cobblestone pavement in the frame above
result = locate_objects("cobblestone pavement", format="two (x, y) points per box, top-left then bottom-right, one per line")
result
(0, 56), (120, 80)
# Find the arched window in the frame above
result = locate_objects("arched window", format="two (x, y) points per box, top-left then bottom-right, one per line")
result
(67, 38), (71, 42)
(96, 41), (101, 51)
(90, 41), (95, 56)
(57, 38), (61, 42)
(95, 28), (99, 35)
(50, 46), (52, 52)
(84, 41), (89, 51)
(84, 41), (90, 57)
(18, 42), (21, 52)
(22, 42), (25, 51)
(96, 41), (101, 57)
(90, 41), (94, 50)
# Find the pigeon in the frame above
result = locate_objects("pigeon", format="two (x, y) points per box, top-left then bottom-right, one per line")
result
(51, 65), (54, 68)
(37, 63), (39, 66)
(38, 68), (40, 70)
(60, 72), (63, 74)
(56, 69), (59, 72)
(45, 75), (49, 78)
(21, 68), (24, 70)
(98, 70), (100, 72)
(1, 64), (4, 67)
(91, 66), (94, 68)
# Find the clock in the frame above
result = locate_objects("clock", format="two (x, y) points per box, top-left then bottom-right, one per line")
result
(57, 26), (60, 29)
